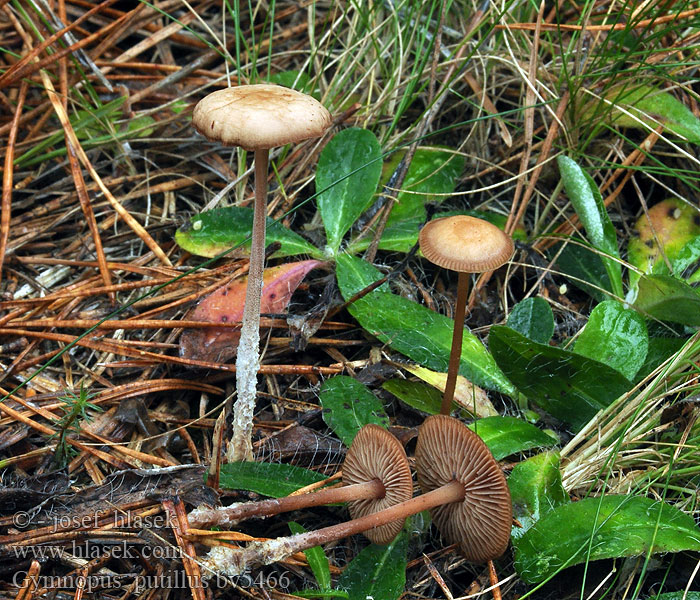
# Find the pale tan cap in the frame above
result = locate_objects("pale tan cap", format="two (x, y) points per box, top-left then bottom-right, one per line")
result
(342, 424), (413, 544)
(419, 215), (514, 273)
(415, 415), (512, 563)
(192, 84), (332, 151)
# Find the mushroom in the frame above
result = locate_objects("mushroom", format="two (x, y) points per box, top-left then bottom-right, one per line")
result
(418, 215), (514, 415)
(415, 414), (512, 563)
(202, 416), (511, 579)
(192, 84), (332, 461)
(189, 424), (412, 545)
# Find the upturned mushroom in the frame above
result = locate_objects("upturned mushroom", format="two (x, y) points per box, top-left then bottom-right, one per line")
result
(419, 215), (514, 415)
(189, 424), (412, 545)
(415, 414), (512, 562)
(202, 416), (512, 578)
(192, 84), (332, 462)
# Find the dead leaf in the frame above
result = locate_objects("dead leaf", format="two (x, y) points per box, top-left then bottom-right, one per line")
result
(179, 260), (322, 362)
(402, 363), (498, 418)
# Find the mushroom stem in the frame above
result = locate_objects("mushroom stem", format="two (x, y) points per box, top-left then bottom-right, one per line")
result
(441, 271), (469, 415)
(229, 148), (269, 462)
(204, 480), (465, 577)
(189, 478), (385, 529)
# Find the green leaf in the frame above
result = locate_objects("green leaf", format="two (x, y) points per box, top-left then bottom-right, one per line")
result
(634, 336), (687, 383)
(125, 115), (156, 138)
(607, 85), (700, 143)
(338, 531), (408, 600)
(317, 129), (382, 254)
(674, 235), (700, 283)
(390, 148), (464, 211)
(574, 300), (648, 380)
(267, 70), (312, 93)
(507, 297), (555, 344)
(463, 209), (528, 242)
(557, 156), (622, 297)
(469, 416), (558, 461)
(402, 363), (498, 418)
(655, 594), (700, 600)
(635, 274), (700, 326)
(489, 326), (632, 431)
(336, 253), (515, 395)
(292, 591), (349, 599)
(218, 462), (326, 496)
(508, 452), (568, 539)
(554, 241), (612, 302)
(357, 217), (424, 254)
(319, 376), (389, 446)
(382, 379), (442, 414)
(350, 148), (465, 253)
(289, 521), (331, 591)
(514, 495), (700, 584)
(175, 206), (320, 258)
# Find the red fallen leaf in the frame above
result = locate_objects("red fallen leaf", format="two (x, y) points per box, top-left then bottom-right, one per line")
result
(179, 260), (323, 362)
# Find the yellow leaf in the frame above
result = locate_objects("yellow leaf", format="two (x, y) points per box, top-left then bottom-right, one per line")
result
(402, 364), (498, 418)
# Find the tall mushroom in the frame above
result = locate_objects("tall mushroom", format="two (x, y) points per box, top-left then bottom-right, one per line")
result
(202, 416), (512, 578)
(419, 215), (514, 415)
(192, 84), (332, 461)
(189, 423), (412, 544)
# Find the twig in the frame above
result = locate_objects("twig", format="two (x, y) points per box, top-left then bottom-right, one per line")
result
(495, 7), (700, 31)
(0, 81), (28, 284)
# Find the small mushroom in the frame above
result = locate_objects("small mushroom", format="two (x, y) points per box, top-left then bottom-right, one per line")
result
(419, 215), (514, 415)
(202, 417), (511, 579)
(189, 424), (412, 544)
(192, 84), (332, 461)
(415, 414), (512, 563)
(342, 424), (414, 544)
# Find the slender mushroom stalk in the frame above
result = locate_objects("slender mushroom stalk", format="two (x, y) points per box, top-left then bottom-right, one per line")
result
(418, 216), (514, 415)
(202, 416), (512, 579)
(203, 475), (466, 578)
(192, 85), (331, 461)
(189, 478), (384, 528)
(189, 424), (412, 537)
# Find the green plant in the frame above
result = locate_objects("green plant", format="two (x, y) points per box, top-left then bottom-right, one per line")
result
(51, 384), (102, 469)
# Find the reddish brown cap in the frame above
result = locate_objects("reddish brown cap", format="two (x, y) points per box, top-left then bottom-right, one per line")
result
(192, 84), (332, 151)
(342, 424), (413, 544)
(419, 215), (514, 273)
(415, 415), (512, 563)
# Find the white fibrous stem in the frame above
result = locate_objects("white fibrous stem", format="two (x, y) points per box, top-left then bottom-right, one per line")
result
(201, 545), (246, 579)
(201, 480), (465, 578)
(188, 503), (247, 529)
(228, 148), (269, 462)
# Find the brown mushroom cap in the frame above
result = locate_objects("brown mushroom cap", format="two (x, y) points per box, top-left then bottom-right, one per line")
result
(415, 415), (512, 563)
(342, 424), (413, 544)
(419, 215), (514, 273)
(192, 84), (332, 151)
